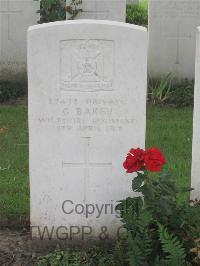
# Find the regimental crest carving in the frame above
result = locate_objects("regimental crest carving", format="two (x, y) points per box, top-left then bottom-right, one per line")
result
(60, 39), (114, 92)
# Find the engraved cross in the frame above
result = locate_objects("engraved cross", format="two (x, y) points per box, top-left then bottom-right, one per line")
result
(0, 0), (22, 40)
(62, 137), (112, 180)
(165, 22), (192, 65)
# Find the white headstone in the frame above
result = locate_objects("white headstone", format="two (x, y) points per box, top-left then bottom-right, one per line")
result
(0, 0), (39, 81)
(66, 0), (126, 22)
(191, 27), (200, 200)
(148, 0), (200, 80)
(28, 20), (147, 242)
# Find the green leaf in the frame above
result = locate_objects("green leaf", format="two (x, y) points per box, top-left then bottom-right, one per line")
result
(132, 174), (144, 191)
(158, 223), (186, 265)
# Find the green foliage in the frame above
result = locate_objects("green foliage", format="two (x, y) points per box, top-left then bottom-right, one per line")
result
(148, 75), (194, 107)
(158, 224), (186, 265)
(0, 81), (26, 103)
(148, 74), (173, 105)
(113, 241), (128, 266)
(170, 80), (194, 107)
(39, 0), (83, 23)
(36, 246), (127, 266)
(39, 0), (66, 23)
(126, 2), (148, 27)
(117, 170), (200, 265)
(126, 230), (152, 266)
(36, 250), (73, 266)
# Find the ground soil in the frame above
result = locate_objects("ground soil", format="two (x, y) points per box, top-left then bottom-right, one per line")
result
(1, 96), (27, 106)
(0, 228), (36, 266)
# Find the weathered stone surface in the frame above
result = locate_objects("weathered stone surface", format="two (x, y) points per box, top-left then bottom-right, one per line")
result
(0, 0), (39, 81)
(148, 0), (200, 80)
(28, 20), (147, 243)
(191, 27), (200, 200)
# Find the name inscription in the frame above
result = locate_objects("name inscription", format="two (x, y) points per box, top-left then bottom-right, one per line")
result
(38, 96), (135, 133)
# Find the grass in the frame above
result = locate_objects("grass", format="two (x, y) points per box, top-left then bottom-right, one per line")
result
(126, 0), (148, 27)
(139, 0), (148, 10)
(0, 105), (193, 218)
(146, 106), (193, 201)
(0, 107), (29, 218)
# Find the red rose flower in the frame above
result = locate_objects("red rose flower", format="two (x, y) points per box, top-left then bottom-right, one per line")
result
(144, 148), (166, 172)
(123, 148), (145, 173)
